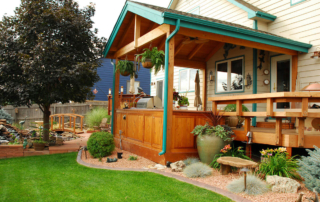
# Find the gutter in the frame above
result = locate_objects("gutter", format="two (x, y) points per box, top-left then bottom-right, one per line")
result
(110, 59), (116, 135)
(159, 19), (181, 156)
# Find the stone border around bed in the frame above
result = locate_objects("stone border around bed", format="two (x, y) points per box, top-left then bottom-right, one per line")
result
(77, 150), (251, 202)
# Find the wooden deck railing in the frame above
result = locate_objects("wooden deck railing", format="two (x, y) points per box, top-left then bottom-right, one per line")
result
(209, 92), (320, 148)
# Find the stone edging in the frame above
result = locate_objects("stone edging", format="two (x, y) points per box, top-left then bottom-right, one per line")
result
(77, 150), (251, 202)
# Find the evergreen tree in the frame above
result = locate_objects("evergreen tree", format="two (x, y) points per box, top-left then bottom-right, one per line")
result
(0, 0), (106, 141)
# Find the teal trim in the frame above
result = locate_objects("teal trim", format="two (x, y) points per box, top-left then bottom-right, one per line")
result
(215, 56), (245, 95)
(188, 6), (200, 15)
(227, 0), (277, 22)
(162, 12), (311, 53)
(110, 59), (116, 135)
(159, 19), (180, 156)
(156, 77), (164, 81)
(252, 20), (258, 127)
(291, 0), (306, 6)
(178, 68), (198, 93)
(253, 20), (258, 29)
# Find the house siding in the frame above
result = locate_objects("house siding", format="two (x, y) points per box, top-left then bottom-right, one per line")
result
(93, 58), (150, 101)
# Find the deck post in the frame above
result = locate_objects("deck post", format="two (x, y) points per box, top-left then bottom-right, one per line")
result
(201, 68), (207, 111)
(69, 116), (72, 128)
(298, 117), (305, 147)
(59, 116), (61, 129)
(266, 98), (273, 117)
(50, 116), (53, 131)
(301, 98), (308, 117)
(236, 100), (242, 116)
(244, 117), (251, 158)
(287, 147), (293, 157)
(112, 59), (120, 135)
(80, 117), (83, 131)
(275, 118), (282, 145)
(212, 101), (217, 112)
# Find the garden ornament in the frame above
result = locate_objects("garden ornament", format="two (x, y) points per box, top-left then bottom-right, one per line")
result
(106, 158), (117, 163)
(23, 138), (28, 149)
(240, 167), (250, 191)
(19, 116), (27, 128)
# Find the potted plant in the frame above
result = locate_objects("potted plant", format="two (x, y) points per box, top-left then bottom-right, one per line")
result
(173, 89), (179, 106)
(115, 60), (135, 77)
(224, 104), (249, 128)
(178, 96), (189, 110)
(32, 126), (47, 151)
(192, 111), (233, 164)
(136, 47), (165, 75)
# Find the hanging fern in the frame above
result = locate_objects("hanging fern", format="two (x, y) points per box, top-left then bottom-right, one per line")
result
(115, 60), (135, 78)
(136, 47), (165, 75)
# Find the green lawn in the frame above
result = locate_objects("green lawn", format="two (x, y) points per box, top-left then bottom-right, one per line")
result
(0, 153), (232, 202)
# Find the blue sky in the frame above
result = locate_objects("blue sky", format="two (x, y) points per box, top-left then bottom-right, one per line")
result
(0, 0), (171, 39)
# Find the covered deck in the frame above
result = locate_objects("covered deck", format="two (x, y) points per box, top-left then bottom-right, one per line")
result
(103, 1), (312, 164)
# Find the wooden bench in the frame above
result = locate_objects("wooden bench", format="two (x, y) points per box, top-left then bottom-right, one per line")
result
(217, 157), (258, 175)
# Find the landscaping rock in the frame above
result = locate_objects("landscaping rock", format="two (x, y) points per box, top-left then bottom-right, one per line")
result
(154, 164), (166, 170)
(266, 175), (301, 193)
(170, 160), (186, 172)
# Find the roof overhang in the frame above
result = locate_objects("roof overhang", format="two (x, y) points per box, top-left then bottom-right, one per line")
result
(103, 1), (312, 58)
(227, 0), (277, 22)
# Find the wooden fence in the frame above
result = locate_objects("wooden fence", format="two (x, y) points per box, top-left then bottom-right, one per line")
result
(2, 101), (108, 128)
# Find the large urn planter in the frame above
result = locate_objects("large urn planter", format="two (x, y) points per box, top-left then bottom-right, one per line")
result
(141, 59), (153, 69)
(196, 134), (227, 165)
(33, 142), (46, 151)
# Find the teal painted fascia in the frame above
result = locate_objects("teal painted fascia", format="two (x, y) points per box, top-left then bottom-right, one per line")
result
(162, 12), (311, 53)
(227, 0), (276, 22)
(159, 19), (181, 156)
(110, 59), (116, 135)
(291, 0), (306, 6)
(214, 55), (245, 95)
(103, 2), (164, 58)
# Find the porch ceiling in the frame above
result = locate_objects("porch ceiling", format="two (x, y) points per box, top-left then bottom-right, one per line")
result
(104, 1), (312, 61)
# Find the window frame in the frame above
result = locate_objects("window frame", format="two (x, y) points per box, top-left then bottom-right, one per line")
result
(215, 56), (245, 94)
(178, 68), (199, 93)
(290, 0), (306, 6)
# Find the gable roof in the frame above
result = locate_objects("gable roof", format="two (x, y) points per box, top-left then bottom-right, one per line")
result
(103, 1), (311, 57)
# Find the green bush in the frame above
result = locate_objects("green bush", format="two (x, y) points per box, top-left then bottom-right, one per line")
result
(128, 155), (138, 160)
(87, 132), (115, 159)
(257, 151), (300, 180)
(183, 162), (212, 178)
(183, 157), (200, 166)
(298, 146), (320, 192)
(227, 175), (269, 195)
(224, 104), (249, 112)
(210, 144), (251, 169)
(85, 107), (110, 128)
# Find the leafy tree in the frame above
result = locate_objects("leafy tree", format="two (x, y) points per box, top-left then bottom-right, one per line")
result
(0, 0), (106, 141)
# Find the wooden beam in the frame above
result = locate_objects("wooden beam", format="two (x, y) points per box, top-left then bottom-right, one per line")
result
(158, 37), (166, 51)
(134, 15), (141, 48)
(174, 41), (185, 56)
(174, 58), (206, 69)
(188, 44), (204, 60)
(205, 42), (224, 61)
(298, 118), (305, 147)
(178, 28), (298, 55)
(275, 118), (282, 145)
(117, 18), (135, 48)
(201, 68), (207, 111)
(212, 101), (217, 112)
(115, 24), (170, 58)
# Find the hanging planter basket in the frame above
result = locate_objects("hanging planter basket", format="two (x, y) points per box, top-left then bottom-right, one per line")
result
(142, 59), (153, 69)
(121, 71), (130, 77)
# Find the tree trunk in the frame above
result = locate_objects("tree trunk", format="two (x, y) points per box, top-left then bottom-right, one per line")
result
(43, 105), (51, 142)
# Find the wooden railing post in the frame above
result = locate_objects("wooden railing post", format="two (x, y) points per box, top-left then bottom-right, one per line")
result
(73, 117), (76, 134)
(275, 118), (282, 145)
(59, 116), (61, 129)
(69, 116), (72, 128)
(244, 117), (251, 158)
(266, 98), (273, 117)
(298, 117), (305, 147)
(62, 116), (65, 130)
(50, 116), (53, 131)
(236, 100), (242, 116)
(302, 98), (308, 117)
(212, 101), (217, 112)
(80, 117), (83, 131)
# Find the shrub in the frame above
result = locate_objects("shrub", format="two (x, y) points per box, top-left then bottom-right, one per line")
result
(87, 132), (115, 159)
(183, 162), (212, 178)
(183, 157), (200, 166)
(210, 144), (251, 169)
(227, 175), (269, 195)
(257, 150), (300, 180)
(298, 146), (320, 192)
(85, 107), (110, 128)
(128, 155), (138, 160)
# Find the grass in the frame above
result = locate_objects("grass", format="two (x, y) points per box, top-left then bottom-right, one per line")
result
(0, 153), (232, 202)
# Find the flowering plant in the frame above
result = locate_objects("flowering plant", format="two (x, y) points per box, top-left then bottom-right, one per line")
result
(260, 147), (287, 158)
(210, 144), (251, 169)
(173, 91), (180, 101)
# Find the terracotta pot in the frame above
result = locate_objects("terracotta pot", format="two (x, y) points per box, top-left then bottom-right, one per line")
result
(33, 142), (46, 151)
(226, 116), (239, 127)
(142, 59), (153, 69)
(120, 71), (130, 77)
(197, 134), (228, 165)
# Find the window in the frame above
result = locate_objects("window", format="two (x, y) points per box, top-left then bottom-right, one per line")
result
(216, 57), (244, 93)
(291, 0), (305, 6)
(188, 6), (200, 15)
(126, 81), (140, 94)
(179, 69), (198, 92)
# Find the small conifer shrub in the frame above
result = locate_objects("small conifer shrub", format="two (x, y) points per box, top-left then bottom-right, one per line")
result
(183, 162), (212, 178)
(183, 157), (200, 166)
(298, 146), (320, 192)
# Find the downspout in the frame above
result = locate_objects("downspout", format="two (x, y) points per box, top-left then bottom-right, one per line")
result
(252, 20), (258, 127)
(159, 19), (181, 156)
(110, 59), (116, 134)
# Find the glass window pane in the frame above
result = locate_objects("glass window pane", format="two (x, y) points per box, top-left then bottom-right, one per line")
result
(276, 59), (290, 109)
(179, 70), (188, 92)
(189, 69), (198, 91)
(217, 62), (228, 92)
(230, 59), (243, 91)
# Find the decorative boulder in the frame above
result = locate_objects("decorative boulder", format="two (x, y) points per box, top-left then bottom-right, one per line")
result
(266, 175), (301, 193)
(154, 164), (166, 170)
(170, 161), (186, 172)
